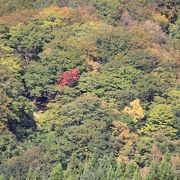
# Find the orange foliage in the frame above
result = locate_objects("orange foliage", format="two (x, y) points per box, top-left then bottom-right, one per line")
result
(5, 146), (43, 167)
(71, 5), (98, 23)
(43, 48), (53, 57)
(121, 10), (134, 29)
(37, 6), (73, 19)
(146, 47), (163, 60)
(151, 144), (163, 162)
(129, 24), (151, 49)
(140, 167), (149, 179)
(37, 5), (99, 24)
(112, 121), (130, 140)
(171, 156), (180, 169)
(143, 20), (167, 44)
(0, 9), (39, 25)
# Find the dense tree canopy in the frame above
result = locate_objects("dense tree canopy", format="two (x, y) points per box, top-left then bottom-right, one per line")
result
(0, 0), (179, 179)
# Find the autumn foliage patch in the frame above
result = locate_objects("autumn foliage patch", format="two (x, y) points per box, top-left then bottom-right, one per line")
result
(58, 68), (80, 87)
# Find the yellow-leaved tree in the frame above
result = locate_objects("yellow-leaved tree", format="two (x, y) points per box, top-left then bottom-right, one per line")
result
(123, 99), (144, 122)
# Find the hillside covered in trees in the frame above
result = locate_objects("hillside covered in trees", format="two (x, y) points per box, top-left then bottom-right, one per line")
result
(0, 0), (180, 179)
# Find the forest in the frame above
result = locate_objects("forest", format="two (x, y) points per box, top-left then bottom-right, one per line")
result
(0, 0), (179, 179)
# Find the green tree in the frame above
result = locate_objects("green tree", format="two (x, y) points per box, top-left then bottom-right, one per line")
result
(80, 159), (98, 180)
(141, 99), (177, 137)
(90, 0), (123, 25)
(160, 157), (175, 180)
(0, 0), (34, 15)
(97, 30), (132, 63)
(96, 154), (116, 180)
(50, 164), (64, 180)
(38, 93), (120, 165)
(9, 19), (54, 61)
(146, 160), (160, 180)
(77, 66), (142, 98)
(132, 169), (141, 180)
(23, 62), (54, 98)
(167, 89), (180, 138)
(9, 176), (15, 180)
(169, 17), (180, 47)
(0, 64), (36, 139)
(0, 174), (5, 180)
(113, 161), (126, 179)
(26, 167), (38, 180)
(124, 162), (138, 179)
(65, 154), (82, 180)
(119, 49), (160, 72)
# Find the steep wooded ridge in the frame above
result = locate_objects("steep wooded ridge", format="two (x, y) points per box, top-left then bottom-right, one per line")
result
(0, 0), (179, 179)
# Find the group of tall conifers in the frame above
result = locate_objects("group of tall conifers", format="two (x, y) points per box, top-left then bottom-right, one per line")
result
(0, 155), (177, 179)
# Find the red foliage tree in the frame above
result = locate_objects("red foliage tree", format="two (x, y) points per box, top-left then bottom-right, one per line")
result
(58, 68), (80, 87)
